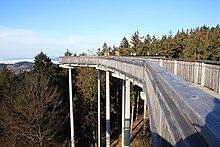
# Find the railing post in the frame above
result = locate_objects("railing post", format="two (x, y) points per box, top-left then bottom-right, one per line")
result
(160, 59), (163, 67)
(97, 70), (101, 147)
(122, 80), (125, 147)
(194, 62), (199, 84)
(174, 60), (178, 75)
(125, 80), (130, 147)
(201, 62), (206, 86)
(106, 71), (110, 147)
(69, 68), (75, 147)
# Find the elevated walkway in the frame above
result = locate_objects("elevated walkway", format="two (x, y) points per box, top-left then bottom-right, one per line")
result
(59, 56), (220, 147)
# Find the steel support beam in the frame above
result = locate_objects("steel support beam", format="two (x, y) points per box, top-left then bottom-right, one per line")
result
(140, 91), (147, 135)
(124, 80), (130, 147)
(98, 70), (101, 147)
(122, 80), (125, 147)
(106, 71), (110, 147)
(69, 68), (75, 147)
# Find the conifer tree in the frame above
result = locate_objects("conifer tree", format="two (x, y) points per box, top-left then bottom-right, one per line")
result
(64, 49), (73, 56)
(142, 35), (151, 55)
(130, 31), (143, 55)
(119, 37), (130, 55)
(33, 52), (53, 73)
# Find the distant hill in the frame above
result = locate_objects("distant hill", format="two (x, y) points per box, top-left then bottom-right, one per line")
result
(0, 63), (7, 69)
(0, 61), (33, 73)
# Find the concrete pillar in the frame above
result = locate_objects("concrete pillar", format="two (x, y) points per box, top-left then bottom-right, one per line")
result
(194, 62), (199, 84)
(98, 70), (101, 147)
(201, 62), (206, 86)
(125, 80), (130, 147)
(69, 68), (75, 147)
(174, 60), (178, 75)
(106, 71), (110, 147)
(122, 80), (125, 147)
(159, 59), (163, 67)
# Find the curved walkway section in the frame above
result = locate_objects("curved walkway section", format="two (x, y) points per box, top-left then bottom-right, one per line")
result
(59, 56), (220, 147)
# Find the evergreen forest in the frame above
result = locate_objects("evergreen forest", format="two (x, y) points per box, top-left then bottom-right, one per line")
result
(99, 25), (220, 61)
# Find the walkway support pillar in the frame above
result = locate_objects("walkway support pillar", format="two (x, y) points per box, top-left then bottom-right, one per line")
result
(106, 71), (110, 147)
(140, 91), (147, 135)
(122, 80), (125, 147)
(69, 68), (75, 147)
(124, 80), (130, 147)
(136, 90), (139, 121)
(98, 70), (101, 147)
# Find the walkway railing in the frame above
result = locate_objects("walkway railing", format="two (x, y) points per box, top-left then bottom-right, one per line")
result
(151, 58), (220, 94)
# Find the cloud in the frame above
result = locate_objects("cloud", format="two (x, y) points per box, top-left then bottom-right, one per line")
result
(0, 27), (90, 58)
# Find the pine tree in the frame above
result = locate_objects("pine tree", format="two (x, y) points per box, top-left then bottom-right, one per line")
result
(33, 52), (53, 73)
(130, 31), (143, 55)
(149, 35), (160, 55)
(119, 37), (130, 55)
(208, 25), (220, 60)
(142, 35), (151, 55)
(172, 30), (187, 58)
(0, 67), (16, 101)
(102, 42), (108, 55)
(64, 49), (73, 56)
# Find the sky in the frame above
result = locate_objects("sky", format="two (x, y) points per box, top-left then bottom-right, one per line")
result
(0, 0), (219, 59)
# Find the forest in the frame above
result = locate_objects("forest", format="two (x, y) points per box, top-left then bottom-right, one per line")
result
(98, 25), (220, 61)
(0, 24), (219, 146)
(0, 51), (135, 146)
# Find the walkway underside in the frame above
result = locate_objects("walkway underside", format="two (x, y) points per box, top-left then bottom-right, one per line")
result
(60, 56), (220, 147)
